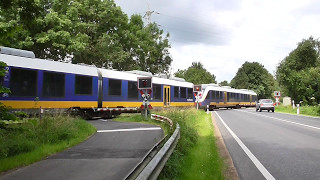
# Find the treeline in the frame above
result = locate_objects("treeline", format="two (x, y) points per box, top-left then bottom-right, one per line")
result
(177, 37), (320, 104)
(0, 0), (172, 74)
(276, 37), (320, 105)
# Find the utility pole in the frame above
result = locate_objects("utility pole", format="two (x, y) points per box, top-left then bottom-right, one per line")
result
(143, 2), (159, 25)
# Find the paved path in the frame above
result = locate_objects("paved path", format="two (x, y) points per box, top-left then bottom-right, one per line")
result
(213, 108), (320, 180)
(0, 119), (164, 180)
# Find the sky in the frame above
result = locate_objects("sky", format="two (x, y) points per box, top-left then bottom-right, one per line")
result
(114, 0), (320, 83)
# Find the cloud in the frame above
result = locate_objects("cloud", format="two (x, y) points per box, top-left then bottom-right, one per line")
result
(114, 0), (320, 83)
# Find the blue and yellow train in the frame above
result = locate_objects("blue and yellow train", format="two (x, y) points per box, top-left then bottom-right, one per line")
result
(0, 47), (257, 118)
(195, 84), (257, 110)
(0, 47), (195, 118)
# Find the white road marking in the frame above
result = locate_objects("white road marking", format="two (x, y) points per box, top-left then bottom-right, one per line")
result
(100, 119), (109, 122)
(97, 127), (162, 133)
(214, 111), (276, 180)
(236, 109), (320, 130)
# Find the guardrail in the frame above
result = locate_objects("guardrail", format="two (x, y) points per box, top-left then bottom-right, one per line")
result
(150, 114), (173, 127)
(125, 115), (180, 180)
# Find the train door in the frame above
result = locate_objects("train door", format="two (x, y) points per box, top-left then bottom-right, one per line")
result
(250, 95), (252, 104)
(224, 92), (227, 104)
(163, 86), (170, 107)
(97, 69), (103, 108)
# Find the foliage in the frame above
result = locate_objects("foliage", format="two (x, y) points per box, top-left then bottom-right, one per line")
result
(275, 105), (320, 117)
(219, 80), (229, 86)
(0, 115), (96, 172)
(230, 61), (275, 99)
(174, 62), (217, 84)
(0, 0), (172, 74)
(0, 61), (16, 120)
(276, 37), (320, 104)
(158, 108), (224, 179)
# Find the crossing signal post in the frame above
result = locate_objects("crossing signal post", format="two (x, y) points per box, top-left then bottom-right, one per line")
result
(193, 85), (202, 110)
(138, 77), (152, 118)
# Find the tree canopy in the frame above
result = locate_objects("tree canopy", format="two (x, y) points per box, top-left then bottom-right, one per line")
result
(276, 37), (320, 104)
(219, 80), (229, 86)
(0, 0), (172, 74)
(174, 62), (217, 84)
(230, 61), (275, 99)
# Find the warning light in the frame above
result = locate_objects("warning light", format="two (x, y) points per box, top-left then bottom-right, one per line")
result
(138, 77), (152, 89)
(193, 85), (201, 92)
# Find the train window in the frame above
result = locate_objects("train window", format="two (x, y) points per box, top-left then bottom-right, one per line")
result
(180, 87), (186, 98)
(187, 88), (193, 99)
(10, 68), (37, 97)
(216, 91), (220, 99)
(43, 71), (65, 97)
(109, 79), (121, 96)
(206, 91), (211, 99)
(128, 81), (138, 99)
(174, 86), (179, 98)
(0, 76), (3, 87)
(212, 91), (216, 99)
(75, 75), (92, 95)
(227, 92), (230, 101)
(153, 84), (161, 99)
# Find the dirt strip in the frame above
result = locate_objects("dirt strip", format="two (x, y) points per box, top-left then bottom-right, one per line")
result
(211, 112), (240, 180)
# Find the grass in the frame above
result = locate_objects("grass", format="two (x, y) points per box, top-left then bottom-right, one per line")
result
(275, 105), (320, 117)
(115, 108), (224, 179)
(158, 108), (224, 180)
(0, 115), (96, 173)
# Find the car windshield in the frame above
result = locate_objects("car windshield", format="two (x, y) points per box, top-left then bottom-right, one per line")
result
(261, 99), (273, 103)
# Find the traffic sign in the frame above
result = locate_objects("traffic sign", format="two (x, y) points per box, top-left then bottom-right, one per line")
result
(193, 85), (201, 92)
(274, 91), (281, 97)
(138, 77), (152, 89)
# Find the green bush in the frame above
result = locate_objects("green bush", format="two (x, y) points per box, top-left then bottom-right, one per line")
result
(0, 115), (95, 160)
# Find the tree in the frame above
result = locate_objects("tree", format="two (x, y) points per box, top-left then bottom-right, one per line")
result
(0, 0), (172, 74)
(174, 62), (217, 84)
(230, 62), (275, 99)
(219, 80), (229, 86)
(276, 37), (320, 104)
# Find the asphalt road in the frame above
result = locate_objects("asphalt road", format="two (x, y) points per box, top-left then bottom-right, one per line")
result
(213, 108), (320, 180)
(0, 119), (164, 180)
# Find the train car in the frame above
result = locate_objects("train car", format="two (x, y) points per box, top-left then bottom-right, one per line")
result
(0, 47), (194, 118)
(196, 84), (257, 110)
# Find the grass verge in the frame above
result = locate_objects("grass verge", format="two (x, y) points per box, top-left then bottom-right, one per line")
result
(0, 115), (96, 173)
(158, 108), (224, 180)
(275, 105), (320, 117)
(116, 109), (224, 179)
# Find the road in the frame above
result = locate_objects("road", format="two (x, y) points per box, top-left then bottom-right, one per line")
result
(213, 108), (320, 180)
(0, 119), (164, 180)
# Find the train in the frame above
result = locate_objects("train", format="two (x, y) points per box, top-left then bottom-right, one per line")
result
(195, 84), (257, 110)
(0, 47), (257, 118)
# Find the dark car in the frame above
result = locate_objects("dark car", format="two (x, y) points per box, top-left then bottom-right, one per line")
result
(256, 99), (275, 112)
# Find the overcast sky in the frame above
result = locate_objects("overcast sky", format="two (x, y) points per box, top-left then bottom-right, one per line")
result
(114, 0), (320, 83)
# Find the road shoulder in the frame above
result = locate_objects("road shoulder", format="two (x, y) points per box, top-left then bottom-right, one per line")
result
(211, 112), (239, 180)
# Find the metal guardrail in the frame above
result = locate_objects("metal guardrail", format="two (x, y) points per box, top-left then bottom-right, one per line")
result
(136, 123), (180, 180)
(125, 114), (180, 180)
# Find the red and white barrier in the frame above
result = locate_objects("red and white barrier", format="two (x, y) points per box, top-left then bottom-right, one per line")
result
(151, 114), (173, 127)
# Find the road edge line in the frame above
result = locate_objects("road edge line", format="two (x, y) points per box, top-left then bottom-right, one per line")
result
(211, 112), (240, 180)
(214, 111), (276, 180)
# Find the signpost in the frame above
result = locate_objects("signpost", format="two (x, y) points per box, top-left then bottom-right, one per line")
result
(193, 85), (202, 110)
(138, 77), (152, 119)
(274, 91), (281, 106)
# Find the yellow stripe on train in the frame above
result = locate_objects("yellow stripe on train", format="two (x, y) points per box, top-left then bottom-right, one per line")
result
(0, 100), (195, 109)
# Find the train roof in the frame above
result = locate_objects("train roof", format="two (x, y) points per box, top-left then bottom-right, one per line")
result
(201, 84), (257, 95)
(99, 68), (193, 88)
(0, 53), (98, 76)
(0, 52), (193, 88)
